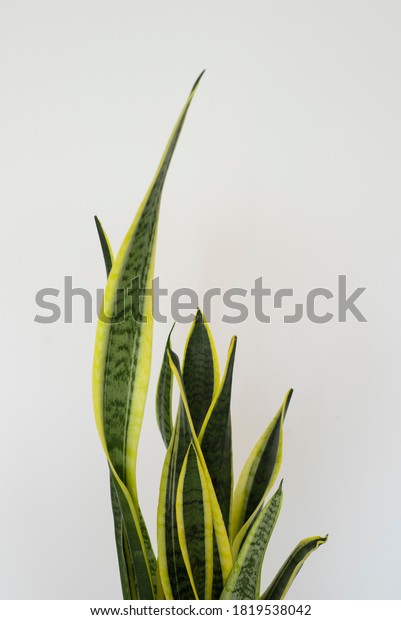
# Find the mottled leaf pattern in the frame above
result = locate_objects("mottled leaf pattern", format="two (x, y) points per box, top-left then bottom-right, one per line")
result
(156, 326), (175, 448)
(167, 349), (234, 584)
(197, 337), (237, 597)
(220, 484), (283, 600)
(176, 444), (213, 599)
(232, 389), (293, 551)
(157, 388), (195, 599)
(93, 74), (203, 599)
(94, 75), (327, 601)
(183, 309), (220, 435)
(93, 74), (204, 502)
(96, 223), (148, 598)
(199, 336), (237, 533)
(95, 215), (157, 598)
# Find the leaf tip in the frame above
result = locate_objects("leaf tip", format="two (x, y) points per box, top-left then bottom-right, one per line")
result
(167, 322), (176, 343)
(192, 70), (206, 92)
(283, 388), (293, 418)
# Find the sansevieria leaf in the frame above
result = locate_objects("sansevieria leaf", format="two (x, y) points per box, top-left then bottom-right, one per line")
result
(95, 215), (114, 277)
(157, 344), (231, 600)
(198, 336), (237, 598)
(109, 473), (133, 599)
(156, 326), (175, 448)
(260, 535), (328, 600)
(220, 483), (283, 600)
(93, 73), (204, 599)
(92, 76), (327, 601)
(231, 389), (293, 555)
(176, 444), (214, 600)
(93, 72), (203, 501)
(199, 336), (237, 533)
(167, 348), (233, 584)
(157, 389), (195, 599)
(182, 309), (220, 435)
(108, 467), (155, 598)
(95, 225), (138, 599)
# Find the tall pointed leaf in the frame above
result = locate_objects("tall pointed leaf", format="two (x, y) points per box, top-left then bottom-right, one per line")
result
(196, 336), (237, 598)
(199, 336), (237, 533)
(96, 224), (145, 599)
(182, 309), (220, 435)
(167, 348), (233, 585)
(93, 72), (203, 501)
(93, 73), (204, 599)
(231, 389), (293, 550)
(260, 535), (328, 600)
(220, 484), (283, 600)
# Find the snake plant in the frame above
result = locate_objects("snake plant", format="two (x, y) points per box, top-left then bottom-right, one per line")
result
(92, 74), (327, 600)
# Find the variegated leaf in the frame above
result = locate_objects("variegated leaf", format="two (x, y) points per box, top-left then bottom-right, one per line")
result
(167, 348), (233, 586)
(231, 389), (293, 555)
(109, 473), (134, 599)
(93, 73), (204, 598)
(260, 535), (328, 600)
(199, 336), (237, 533)
(182, 309), (220, 435)
(220, 484), (283, 600)
(156, 326), (175, 448)
(199, 336), (237, 597)
(176, 444), (214, 599)
(157, 397), (195, 599)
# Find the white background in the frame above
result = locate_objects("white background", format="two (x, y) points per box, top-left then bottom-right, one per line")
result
(1, 0), (400, 600)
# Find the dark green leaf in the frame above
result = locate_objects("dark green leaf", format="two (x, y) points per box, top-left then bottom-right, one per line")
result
(221, 484), (283, 600)
(156, 326), (175, 448)
(95, 215), (113, 277)
(176, 444), (213, 599)
(110, 470), (155, 599)
(261, 535), (328, 600)
(183, 309), (219, 435)
(109, 473), (133, 599)
(232, 390), (293, 543)
(158, 401), (195, 599)
(200, 336), (237, 532)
